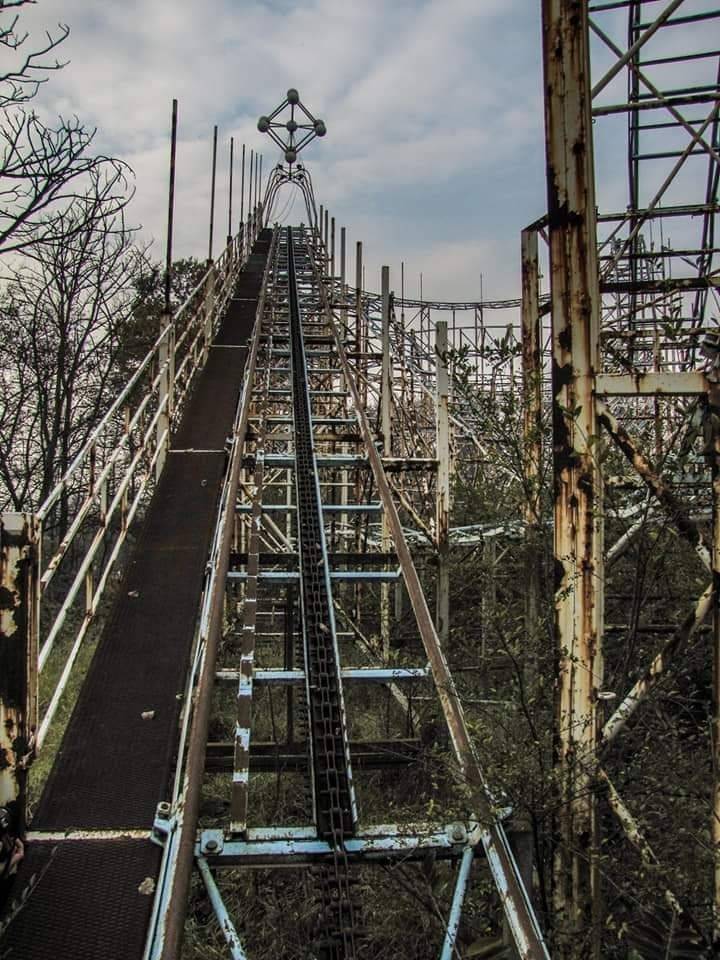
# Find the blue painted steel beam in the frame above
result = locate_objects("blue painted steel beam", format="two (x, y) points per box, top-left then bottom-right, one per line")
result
(196, 856), (248, 960)
(227, 570), (401, 583)
(439, 846), (475, 960)
(197, 825), (474, 866)
(235, 503), (382, 514)
(215, 667), (430, 685)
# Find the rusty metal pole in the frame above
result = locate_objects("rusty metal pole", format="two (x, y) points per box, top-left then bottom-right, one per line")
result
(249, 150), (255, 218)
(240, 143), (246, 235)
(0, 514), (39, 837)
(355, 241), (362, 352)
(354, 239), (364, 625)
(258, 155), (263, 219)
(158, 99), (178, 480)
(340, 227), (347, 332)
(330, 216), (336, 290)
(521, 226), (543, 678)
(541, 1), (604, 956)
(381, 265), (392, 657)
(436, 320), (450, 646)
(227, 136), (234, 249)
(521, 227), (542, 526)
(208, 125), (218, 264)
(711, 382), (720, 942)
(163, 99), (178, 319)
(324, 209), (329, 269)
(339, 226), (350, 537)
(401, 262), (407, 412)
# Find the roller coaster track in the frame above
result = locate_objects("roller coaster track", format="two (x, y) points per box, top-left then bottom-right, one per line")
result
(0, 215), (550, 959)
(286, 227), (359, 955)
(1, 6), (718, 957)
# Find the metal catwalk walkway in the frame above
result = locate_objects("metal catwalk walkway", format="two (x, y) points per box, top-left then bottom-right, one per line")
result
(1, 232), (272, 959)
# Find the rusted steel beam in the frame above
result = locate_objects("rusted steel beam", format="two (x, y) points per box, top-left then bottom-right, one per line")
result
(521, 227), (543, 700)
(597, 767), (705, 941)
(436, 320), (450, 645)
(602, 581), (714, 746)
(381, 266), (392, 656)
(598, 400), (711, 572)
(542, 1), (603, 954)
(355, 241), (362, 352)
(710, 395), (720, 938)
(521, 227), (542, 529)
(595, 371), (709, 396)
(0, 514), (38, 838)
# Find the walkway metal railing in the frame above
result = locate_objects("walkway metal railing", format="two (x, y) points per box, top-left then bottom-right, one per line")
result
(0, 210), (264, 819)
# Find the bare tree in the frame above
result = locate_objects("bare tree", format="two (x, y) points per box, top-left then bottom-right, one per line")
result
(0, 1), (129, 257)
(0, 167), (149, 514)
(0, 0), (68, 108)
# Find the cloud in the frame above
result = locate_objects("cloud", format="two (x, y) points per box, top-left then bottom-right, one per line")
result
(13, 0), (547, 299)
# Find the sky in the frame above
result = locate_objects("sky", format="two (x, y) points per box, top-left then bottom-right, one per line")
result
(13, 0), (548, 304)
(10, 0), (717, 307)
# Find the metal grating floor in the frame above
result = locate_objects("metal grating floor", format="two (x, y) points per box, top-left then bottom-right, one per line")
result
(0, 233), (271, 958)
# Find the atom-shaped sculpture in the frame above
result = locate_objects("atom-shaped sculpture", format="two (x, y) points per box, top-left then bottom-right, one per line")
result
(257, 89), (326, 168)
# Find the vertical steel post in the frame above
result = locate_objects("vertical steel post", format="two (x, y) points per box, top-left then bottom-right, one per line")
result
(339, 226), (349, 535)
(249, 150), (255, 217)
(340, 227), (347, 329)
(253, 153), (258, 212)
(473, 308), (482, 386)
(355, 241), (362, 352)
(255, 154), (262, 209)
(324, 209), (329, 267)
(203, 262), (216, 359)
(0, 514), (38, 832)
(542, 1), (603, 955)
(436, 320), (450, 646)
(521, 226), (542, 675)
(227, 136), (234, 248)
(711, 383), (720, 940)
(208, 124), (218, 264)
(240, 144), (246, 233)
(258, 155), (263, 215)
(156, 324), (175, 481)
(158, 99), (178, 479)
(163, 99), (178, 318)
(330, 216), (336, 289)
(381, 266), (392, 656)
(518, 229), (543, 924)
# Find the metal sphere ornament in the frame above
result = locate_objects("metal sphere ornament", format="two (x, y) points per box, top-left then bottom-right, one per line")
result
(257, 90), (327, 170)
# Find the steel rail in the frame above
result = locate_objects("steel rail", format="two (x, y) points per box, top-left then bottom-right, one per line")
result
(286, 226), (360, 958)
(305, 227), (551, 960)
